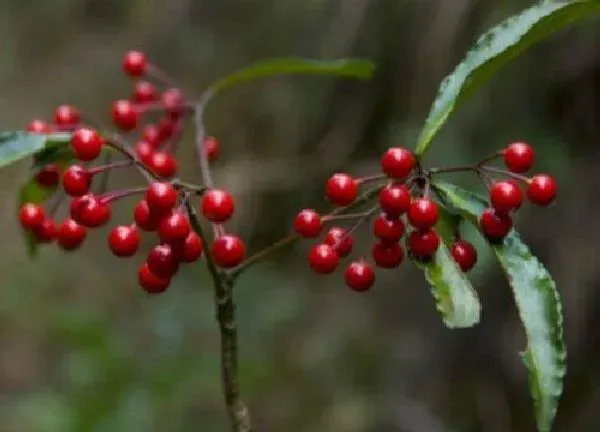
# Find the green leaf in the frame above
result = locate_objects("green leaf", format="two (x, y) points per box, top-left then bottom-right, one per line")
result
(0, 131), (72, 168)
(414, 0), (600, 157)
(208, 58), (376, 95)
(434, 181), (566, 432)
(412, 241), (481, 329)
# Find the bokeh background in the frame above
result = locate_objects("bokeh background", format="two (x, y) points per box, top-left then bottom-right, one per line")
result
(0, 1), (599, 431)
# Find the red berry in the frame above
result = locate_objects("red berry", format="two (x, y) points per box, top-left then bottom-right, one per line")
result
(344, 261), (375, 292)
(161, 88), (185, 117)
(379, 184), (411, 217)
(372, 213), (405, 243)
(146, 151), (178, 178)
(19, 203), (45, 230)
(35, 164), (60, 188)
(157, 117), (177, 140)
(147, 244), (179, 278)
(381, 147), (415, 179)
(27, 119), (52, 133)
(54, 104), (80, 126)
(450, 240), (477, 272)
(407, 198), (439, 229)
(504, 142), (534, 173)
(145, 182), (178, 214)
(158, 211), (191, 243)
(479, 208), (512, 243)
(212, 235), (246, 268)
(490, 181), (523, 214)
(132, 80), (157, 103)
(308, 243), (339, 274)
(527, 174), (557, 206)
(71, 127), (103, 161)
(123, 50), (147, 77)
(108, 225), (140, 257)
(407, 229), (440, 259)
(138, 263), (170, 294)
(201, 189), (235, 223)
(325, 173), (358, 206)
(56, 218), (87, 250)
(111, 99), (139, 131)
(79, 197), (111, 228)
(372, 242), (404, 269)
(172, 232), (203, 263)
(142, 124), (161, 146)
(133, 199), (161, 231)
(293, 209), (322, 238)
(62, 165), (91, 197)
(324, 227), (353, 257)
(32, 219), (56, 243)
(134, 140), (153, 163)
(204, 137), (220, 161)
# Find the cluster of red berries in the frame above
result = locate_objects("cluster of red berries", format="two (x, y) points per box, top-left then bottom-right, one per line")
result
(479, 142), (557, 243)
(19, 50), (243, 294)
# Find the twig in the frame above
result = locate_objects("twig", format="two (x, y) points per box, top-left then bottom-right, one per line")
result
(480, 165), (531, 183)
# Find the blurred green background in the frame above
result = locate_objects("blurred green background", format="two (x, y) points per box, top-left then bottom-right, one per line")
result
(0, 1), (599, 431)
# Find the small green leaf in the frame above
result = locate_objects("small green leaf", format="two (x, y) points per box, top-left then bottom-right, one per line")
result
(208, 58), (376, 95)
(414, 0), (600, 157)
(0, 131), (72, 168)
(434, 181), (566, 432)
(412, 241), (481, 329)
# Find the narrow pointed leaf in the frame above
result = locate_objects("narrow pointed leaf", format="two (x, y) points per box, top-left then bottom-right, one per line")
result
(434, 181), (566, 432)
(412, 241), (481, 328)
(414, 0), (600, 157)
(209, 58), (376, 95)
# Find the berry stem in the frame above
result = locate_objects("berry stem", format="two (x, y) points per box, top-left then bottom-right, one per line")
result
(428, 165), (476, 175)
(147, 64), (181, 89)
(101, 187), (147, 203)
(104, 136), (158, 182)
(476, 151), (503, 167)
(95, 153), (113, 195)
(480, 165), (531, 183)
(332, 205), (378, 249)
(182, 195), (253, 432)
(356, 173), (387, 184)
(322, 211), (375, 222)
(88, 159), (135, 175)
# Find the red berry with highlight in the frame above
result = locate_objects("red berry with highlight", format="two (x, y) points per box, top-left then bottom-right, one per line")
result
(527, 174), (557, 206)
(145, 182), (178, 214)
(490, 181), (523, 214)
(123, 50), (147, 77)
(324, 227), (353, 257)
(77, 196), (111, 228)
(408, 198), (439, 229)
(71, 127), (103, 161)
(201, 189), (235, 223)
(379, 184), (411, 217)
(381, 147), (415, 179)
(134, 140), (153, 163)
(138, 263), (170, 294)
(32, 219), (56, 243)
(450, 240), (477, 272)
(326, 173), (358, 206)
(504, 142), (534, 173)
(204, 137), (220, 161)
(161, 88), (185, 117)
(19, 203), (45, 230)
(212, 235), (246, 268)
(35, 164), (60, 188)
(142, 124), (161, 146)
(132, 81), (157, 103)
(27, 119), (52, 133)
(293, 209), (322, 238)
(372, 242), (404, 269)
(56, 218), (87, 250)
(111, 99), (139, 131)
(146, 151), (178, 178)
(133, 199), (161, 231)
(62, 165), (91, 197)
(108, 225), (140, 257)
(308, 244), (339, 274)
(344, 261), (375, 292)
(147, 244), (179, 278)
(373, 213), (405, 243)
(408, 229), (440, 259)
(158, 211), (191, 243)
(54, 104), (80, 126)
(480, 208), (512, 243)
(173, 232), (203, 263)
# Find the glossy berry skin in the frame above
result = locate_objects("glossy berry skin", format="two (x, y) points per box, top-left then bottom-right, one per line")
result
(145, 182), (178, 214)
(172, 232), (203, 263)
(138, 263), (170, 294)
(134, 199), (161, 231)
(325, 173), (358, 206)
(381, 147), (415, 179)
(56, 218), (87, 250)
(147, 244), (180, 278)
(62, 165), (91, 197)
(379, 184), (411, 217)
(146, 151), (178, 178)
(69, 194), (93, 222)
(19, 203), (45, 230)
(123, 50), (147, 77)
(373, 213), (405, 243)
(111, 99), (139, 131)
(54, 104), (80, 126)
(158, 211), (191, 243)
(372, 242), (404, 269)
(35, 164), (60, 188)
(142, 124), (161, 146)
(479, 208), (512, 243)
(407, 198), (439, 229)
(490, 181), (523, 214)
(158, 117), (177, 140)
(450, 240), (477, 272)
(293, 209), (322, 238)
(77, 196), (111, 228)
(527, 174), (557, 206)
(32, 219), (56, 243)
(135, 140), (153, 163)
(407, 229), (440, 259)
(504, 142), (534, 173)
(161, 88), (185, 117)
(308, 244), (339, 274)
(27, 119), (52, 133)
(344, 261), (375, 292)
(212, 235), (246, 268)
(108, 225), (140, 257)
(71, 127), (103, 161)
(324, 227), (353, 257)
(201, 189), (235, 223)
(133, 81), (157, 103)
(204, 137), (220, 161)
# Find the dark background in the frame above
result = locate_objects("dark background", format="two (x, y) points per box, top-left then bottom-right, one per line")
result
(0, 1), (599, 431)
